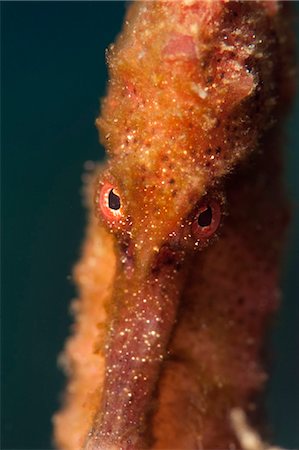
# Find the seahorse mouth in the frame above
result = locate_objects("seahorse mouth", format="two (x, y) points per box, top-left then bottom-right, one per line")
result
(84, 242), (188, 449)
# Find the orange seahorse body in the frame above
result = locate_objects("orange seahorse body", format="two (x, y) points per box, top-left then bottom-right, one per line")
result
(53, 1), (294, 449)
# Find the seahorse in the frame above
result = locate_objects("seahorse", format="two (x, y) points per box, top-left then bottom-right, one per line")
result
(53, 1), (295, 449)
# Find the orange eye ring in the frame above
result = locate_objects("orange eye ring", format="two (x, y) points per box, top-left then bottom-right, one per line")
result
(99, 182), (123, 223)
(191, 198), (221, 239)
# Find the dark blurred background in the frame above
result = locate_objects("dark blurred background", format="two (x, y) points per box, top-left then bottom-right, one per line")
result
(1, 2), (298, 449)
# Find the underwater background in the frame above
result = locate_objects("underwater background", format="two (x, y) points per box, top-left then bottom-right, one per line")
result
(2, 2), (298, 449)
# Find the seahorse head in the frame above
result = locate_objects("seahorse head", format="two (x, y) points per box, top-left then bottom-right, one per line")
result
(95, 1), (285, 276)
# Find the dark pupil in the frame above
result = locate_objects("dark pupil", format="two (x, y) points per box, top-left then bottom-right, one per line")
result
(198, 206), (212, 228)
(108, 189), (121, 210)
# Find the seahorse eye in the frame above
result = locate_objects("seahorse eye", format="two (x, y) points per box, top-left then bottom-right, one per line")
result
(108, 189), (121, 210)
(192, 199), (221, 239)
(99, 182), (122, 222)
(197, 206), (212, 227)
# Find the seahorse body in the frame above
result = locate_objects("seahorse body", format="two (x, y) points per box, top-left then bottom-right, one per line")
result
(53, 1), (294, 449)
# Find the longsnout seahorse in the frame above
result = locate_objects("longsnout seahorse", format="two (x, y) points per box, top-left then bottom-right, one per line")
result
(53, 1), (295, 449)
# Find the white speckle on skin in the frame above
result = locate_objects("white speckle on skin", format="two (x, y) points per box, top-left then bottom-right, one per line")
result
(191, 82), (208, 99)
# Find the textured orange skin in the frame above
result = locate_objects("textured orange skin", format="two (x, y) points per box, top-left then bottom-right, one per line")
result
(53, 2), (294, 449)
